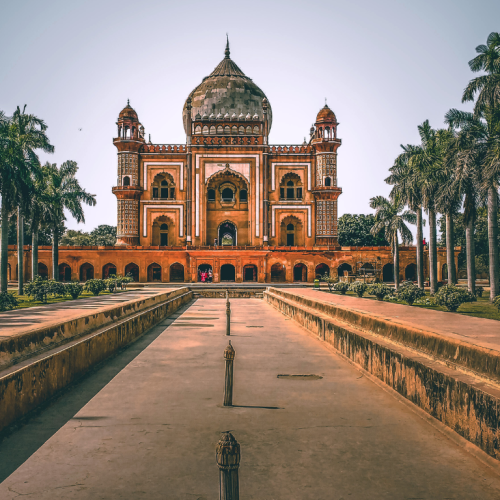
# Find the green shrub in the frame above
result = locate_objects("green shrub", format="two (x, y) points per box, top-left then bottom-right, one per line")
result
(25, 276), (66, 303)
(367, 283), (393, 301)
(395, 281), (425, 306)
(0, 291), (18, 311)
(434, 284), (476, 312)
(492, 295), (500, 311)
(475, 286), (484, 298)
(65, 281), (84, 300)
(105, 278), (116, 293)
(349, 281), (368, 298)
(84, 279), (106, 296)
(115, 274), (133, 289)
(333, 282), (350, 294)
(322, 273), (338, 292)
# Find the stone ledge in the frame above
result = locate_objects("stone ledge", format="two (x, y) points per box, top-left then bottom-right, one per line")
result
(0, 290), (193, 434)
(264, 288), (500, 461)
(266, 288), (500, 384)
(0, 289), (187, 372)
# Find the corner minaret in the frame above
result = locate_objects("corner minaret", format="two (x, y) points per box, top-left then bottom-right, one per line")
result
(112, 101), (145, 246)
(311, 104), (342, 246)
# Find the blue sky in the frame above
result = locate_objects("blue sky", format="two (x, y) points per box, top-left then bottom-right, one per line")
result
(1, 0), (498, 238)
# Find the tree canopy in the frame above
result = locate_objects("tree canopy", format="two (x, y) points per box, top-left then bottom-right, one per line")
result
(338, 214), (390, 247)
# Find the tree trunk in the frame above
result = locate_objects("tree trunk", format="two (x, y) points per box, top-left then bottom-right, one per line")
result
(466, 216), (476, 295)
(416, 206), (424, 288)
(429, 208), (438, 294)
(0, 192), (9, 293)
(445, 213), (457, 285)
(17, 208), (24, 294)
(488, 186), (499, 301)
(52, 226), (59, 280)
(32, 228), (38, 280)
(394, 232), (400, 289)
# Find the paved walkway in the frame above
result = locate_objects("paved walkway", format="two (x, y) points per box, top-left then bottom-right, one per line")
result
(1, 298), (500, 499)
(290, 287), (500, 353)
(0, 289), (171, 338)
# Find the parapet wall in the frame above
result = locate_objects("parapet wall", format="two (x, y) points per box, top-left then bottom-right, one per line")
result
(0, 288), (188, 372)
(0, 288), (193, 434)
(264, 287), (500, 461)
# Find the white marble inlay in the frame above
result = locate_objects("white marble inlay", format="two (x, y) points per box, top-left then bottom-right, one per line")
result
(271, 162), (311, 191)
(271, 204), (312, 238)
(143, 205), (184, 237)
(143, 162), (184, 191)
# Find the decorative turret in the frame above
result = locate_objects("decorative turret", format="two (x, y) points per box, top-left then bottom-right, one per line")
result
(112, 100), (145, 246)
(312, 103), (342, 246)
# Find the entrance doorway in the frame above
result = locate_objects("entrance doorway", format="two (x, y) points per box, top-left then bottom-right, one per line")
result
(198, 264), (213, 282)
(220, 264), (235, 282)
(148, 263), (162, 282)
(293, 263), (307, 282)
(243, 265), (257, 282)
(383, 263), (394, 282)
(170, 263), (184, 282)
(219, 221), (237, 246)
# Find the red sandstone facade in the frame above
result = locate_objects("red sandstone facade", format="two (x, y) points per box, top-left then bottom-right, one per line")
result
(8, 42), (457, 284)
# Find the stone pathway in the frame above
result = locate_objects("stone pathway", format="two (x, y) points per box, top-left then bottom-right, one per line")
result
(0, 288), (171, 338)
(1, 298), (499, 499)
(292, 287), (500, 353)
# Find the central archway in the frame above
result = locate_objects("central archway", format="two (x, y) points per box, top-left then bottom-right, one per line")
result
(218, 221), (237, 246)
(220, 264), (235, 282)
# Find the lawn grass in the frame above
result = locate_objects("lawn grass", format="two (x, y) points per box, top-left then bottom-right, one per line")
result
(7, 289), (127, 310)
(318, 288), (500, 321)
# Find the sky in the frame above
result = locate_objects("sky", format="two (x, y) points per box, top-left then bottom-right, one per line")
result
(1, 0), (499, 239)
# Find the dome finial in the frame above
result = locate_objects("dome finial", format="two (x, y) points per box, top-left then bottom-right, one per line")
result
(225, 34), (230, 59)
(127, 98), (130, 106)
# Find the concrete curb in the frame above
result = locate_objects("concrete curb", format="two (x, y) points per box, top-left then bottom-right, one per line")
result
(264, 288), (500, 462)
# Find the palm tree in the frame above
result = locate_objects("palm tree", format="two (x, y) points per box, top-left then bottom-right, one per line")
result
(436, 135), (461, 285)
(370, 195), (416, 289)
(29, 164), (53, 279)
(462, 31), (500, 301)
(395, 121), (450, 293)
(45, 161), (96, 280)
(0, 106), (53, 293)
(444, 109), (484, 295)
(386, 145), (425, 288)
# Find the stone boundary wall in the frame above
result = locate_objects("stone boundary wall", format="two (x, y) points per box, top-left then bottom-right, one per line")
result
(264, 288), (500, 461)
(265, 288), (500, 383)
(0, 289), (193, 434)
(0, 289), (187, 372)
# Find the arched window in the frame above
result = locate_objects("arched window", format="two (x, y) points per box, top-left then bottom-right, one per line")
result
(217, 125), (223, 134)
(238, 126), (244, 134)
(221, 188), (234, 201)
(240, 189), (247, 202)
(207, 189), (216, 201)
(123, 176), (130, 186)
(210, 126), (216, 135)
(253, 126), (259, 134)
(195, 125), (201, 134)
(152, 173), (175, 200)
(224, 126), (230, 134)
(246, 126), (252, 134)
(280, 173), (303, 200)
(202, 126), (209, 135)
(324, 177), (331, 187)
